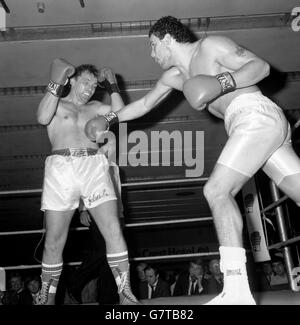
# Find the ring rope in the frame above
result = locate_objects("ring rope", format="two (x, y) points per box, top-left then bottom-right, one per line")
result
(0, 217), (213, 236)
(0, 177), (209, 196)
(1, 251), (220, 271)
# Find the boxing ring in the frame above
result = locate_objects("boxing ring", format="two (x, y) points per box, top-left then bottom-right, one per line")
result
(1, 176), (300, 305)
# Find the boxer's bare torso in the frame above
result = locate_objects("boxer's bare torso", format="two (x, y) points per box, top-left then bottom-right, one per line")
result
(47, 99), (108, 150)
(161, 36), (260, 119)
(43, 71), (112, 150)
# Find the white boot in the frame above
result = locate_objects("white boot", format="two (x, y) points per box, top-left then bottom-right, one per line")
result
(205, 246), (256, 305)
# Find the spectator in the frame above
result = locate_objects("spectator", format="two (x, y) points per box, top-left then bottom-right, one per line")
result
(25, 275), (41, 304)
(132, 262), (148, 298)
(1, 272), (32, 305)
(270, 257), (289, 290)
(139, 265), (170, 299)
(254, 261), (274, 291)
(205, 259), (224, 294)
(173, 258), (207, 296)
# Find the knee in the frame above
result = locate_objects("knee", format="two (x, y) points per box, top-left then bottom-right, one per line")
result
(203, 180), (229, 204)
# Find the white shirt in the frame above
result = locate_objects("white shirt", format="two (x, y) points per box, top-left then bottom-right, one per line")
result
(148, 280), (158, 299)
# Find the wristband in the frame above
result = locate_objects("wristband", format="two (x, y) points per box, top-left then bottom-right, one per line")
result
(104, 111), (119, 127)
(98, 79), (120, 95)
(215, 72), (236, 94)
(47, 80), (64, 97)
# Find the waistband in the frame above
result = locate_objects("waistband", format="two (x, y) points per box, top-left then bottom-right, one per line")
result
(225, 91), (278, 119)
(51, 148), (99, 157)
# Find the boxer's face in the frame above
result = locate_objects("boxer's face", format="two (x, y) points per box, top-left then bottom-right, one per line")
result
(149, 34), (172, 70)
(72, 71), (98, 104)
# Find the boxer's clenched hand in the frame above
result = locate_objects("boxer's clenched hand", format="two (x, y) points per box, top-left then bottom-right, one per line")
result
(47, 58), (75, 97)
(84, 112), (119, 142)
(98, 67), (120, 95)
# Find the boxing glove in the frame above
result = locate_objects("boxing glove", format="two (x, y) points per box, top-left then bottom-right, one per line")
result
(98, 67), (120, 95)
(183, 72), (236, 110)
(84, 112), (119, 142)
(47, 58), (75, 97)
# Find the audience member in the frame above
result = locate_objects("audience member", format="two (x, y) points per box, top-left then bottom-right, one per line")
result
(205, 259), (224, 294)
(139, 265), (170, 299)
(132, 262), (148, 298)
(173, 258), (207, 296)
(270, 257), (289, 290)
(255, 261), (273, 291)
(25, 275), (41, 304)
(1, 272), (32, 305)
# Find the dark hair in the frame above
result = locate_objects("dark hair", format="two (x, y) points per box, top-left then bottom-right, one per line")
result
(73, 64), (99, 79)
(145, 265), (159, 276)
(189, 258), (204, 268)
(149, 16), (195, 43)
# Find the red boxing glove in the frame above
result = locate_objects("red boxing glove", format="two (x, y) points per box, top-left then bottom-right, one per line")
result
(47, 58), (75, 97)
(183, 72), (236, 110)
(84, 112), (119, 142)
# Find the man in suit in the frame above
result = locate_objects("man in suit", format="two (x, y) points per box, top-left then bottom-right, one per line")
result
(205, 259), (224, 294)
(139, 265), (170, 299)
(173, 258), (207, 296)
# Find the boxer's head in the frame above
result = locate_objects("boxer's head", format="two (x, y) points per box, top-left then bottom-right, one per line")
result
(148, 16), (195, 70)
(70, 64), (99, 103)
(149, 16), (194, 43)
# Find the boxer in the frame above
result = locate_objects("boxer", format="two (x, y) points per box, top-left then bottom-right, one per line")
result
(86, 16), (300, 304)
(36, 59), (138, 305)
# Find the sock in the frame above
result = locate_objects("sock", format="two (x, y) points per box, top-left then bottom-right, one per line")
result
(107, 251), (138, 304)
(41, 262), (63, 293)
(107, 251), (129, 290)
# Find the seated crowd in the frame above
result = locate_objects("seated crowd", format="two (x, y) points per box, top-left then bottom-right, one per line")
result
(0, 255), (291, 305)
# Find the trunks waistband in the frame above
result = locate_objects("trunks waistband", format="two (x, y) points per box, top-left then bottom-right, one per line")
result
(51, 148), (98, 157)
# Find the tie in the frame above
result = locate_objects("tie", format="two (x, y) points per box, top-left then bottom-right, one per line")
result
(150, 285), (155, 298)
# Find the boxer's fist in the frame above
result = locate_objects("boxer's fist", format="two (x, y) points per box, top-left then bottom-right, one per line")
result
(47, 58), (75, 97)
(50, 58), (75, 85)
(84, 116), (109, 142)
(84, 112), (119, 142)
(98, 67), (120, 95)
(183, 72), (236, 110)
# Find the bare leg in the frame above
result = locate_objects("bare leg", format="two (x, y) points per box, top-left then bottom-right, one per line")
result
(204, 163), (249, 247)
(262, 142), (300, 205)
(274, 173), (300, 205)
(36, 209), (75, 305)
(89, 200), (139, 305)
(203, 163), (256, 305)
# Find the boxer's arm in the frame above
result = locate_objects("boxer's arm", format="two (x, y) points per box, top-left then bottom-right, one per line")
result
(117, 80), (172, 122)
(110, 92), (125, 112)
(98, 67), (125, 112)
(207, 36), (270, 87)
(37, 93), (60, 125)
(37, 58), (75, 125)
